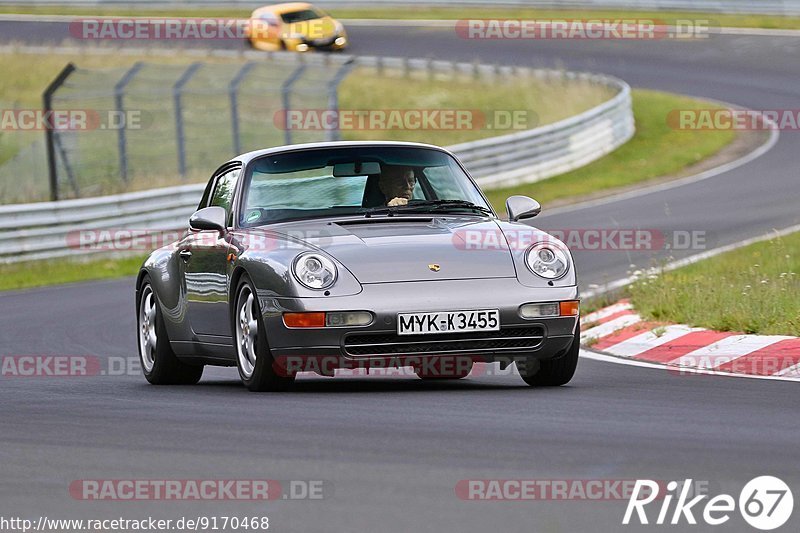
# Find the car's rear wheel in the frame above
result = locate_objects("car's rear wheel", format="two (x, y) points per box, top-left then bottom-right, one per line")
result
(234, 275), (295, 392)
(520, 324), (580, 387)
(137, 277), (203, 385)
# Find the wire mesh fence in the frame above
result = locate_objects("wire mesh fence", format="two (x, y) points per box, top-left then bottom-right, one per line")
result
(0, 53), (352, 203)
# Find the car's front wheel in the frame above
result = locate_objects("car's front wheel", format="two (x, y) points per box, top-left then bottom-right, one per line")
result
(520, 324), (580, 387)
(137, 277), (203, 385)
(234, 275), (295, 392)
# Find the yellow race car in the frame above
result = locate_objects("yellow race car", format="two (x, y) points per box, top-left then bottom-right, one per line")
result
(247, 2), (348, 52)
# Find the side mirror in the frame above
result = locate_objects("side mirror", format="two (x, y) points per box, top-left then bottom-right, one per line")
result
(189, 206), (227, 232)
(506, 195), (541, 222)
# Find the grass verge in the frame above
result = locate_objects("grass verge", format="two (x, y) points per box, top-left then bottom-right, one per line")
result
(483, 89), (737, 211)
(0, 51), (611, 202)
(628, 233), (800, 336)
(0, 5), (799, 30)
(0, 254), (146, 292)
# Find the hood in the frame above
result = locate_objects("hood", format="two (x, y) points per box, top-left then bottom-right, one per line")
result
(275, 216), (517, 283)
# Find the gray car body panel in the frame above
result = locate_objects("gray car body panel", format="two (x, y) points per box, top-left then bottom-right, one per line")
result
(137, 141), (579, 368)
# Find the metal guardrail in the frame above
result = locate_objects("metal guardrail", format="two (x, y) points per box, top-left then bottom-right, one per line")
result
(0, 0), (798, 16)
(0, 55), (633, 263)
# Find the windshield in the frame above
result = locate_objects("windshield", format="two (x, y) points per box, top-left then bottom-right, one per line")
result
(280, 9), (322, 23)
(239, 146), (492, 226)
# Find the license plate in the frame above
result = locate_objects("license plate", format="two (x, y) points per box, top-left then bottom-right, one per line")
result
(397, 309), (500, 335)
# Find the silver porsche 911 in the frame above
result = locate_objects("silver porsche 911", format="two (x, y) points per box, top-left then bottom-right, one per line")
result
(136, 141), (580, 391)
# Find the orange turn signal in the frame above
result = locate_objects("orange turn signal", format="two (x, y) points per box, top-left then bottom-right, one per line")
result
(559, 300), (580, 317)
(283, 312), (326, 328)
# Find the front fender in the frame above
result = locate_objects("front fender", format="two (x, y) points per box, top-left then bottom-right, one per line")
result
(228, 229), (363, 311)
(495, 220), (578, 289)
(138, 245), (189, 342)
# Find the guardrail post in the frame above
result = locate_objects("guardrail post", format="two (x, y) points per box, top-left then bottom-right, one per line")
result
(281, 63), (307, 145)
(173, 62), (202, 179)
(42, 62), (76, 201)
(229, 61), (256, 156)
(113, 61), (144, 185)
(326, 59), (355, 142)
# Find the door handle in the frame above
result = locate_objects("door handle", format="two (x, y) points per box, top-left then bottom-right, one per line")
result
(179, 249), (192, 261)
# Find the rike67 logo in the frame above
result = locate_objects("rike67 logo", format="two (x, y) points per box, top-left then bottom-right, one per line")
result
(624, 476), (793, 530)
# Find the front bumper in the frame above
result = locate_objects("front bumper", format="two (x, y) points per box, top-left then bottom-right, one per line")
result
(260, 278), (578, 368)
(290, 35), (347, 51)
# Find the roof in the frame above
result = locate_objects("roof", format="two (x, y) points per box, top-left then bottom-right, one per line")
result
(232, 140), (453, 165)
(255, 3), (316, 15)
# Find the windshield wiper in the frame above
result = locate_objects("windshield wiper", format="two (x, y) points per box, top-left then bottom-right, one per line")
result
(366, 200), (493, 217)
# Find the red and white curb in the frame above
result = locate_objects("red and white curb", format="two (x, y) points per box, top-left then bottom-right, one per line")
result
(580, 300), (800, 380)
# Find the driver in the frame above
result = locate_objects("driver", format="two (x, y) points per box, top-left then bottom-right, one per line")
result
(378, 165), (416, 207)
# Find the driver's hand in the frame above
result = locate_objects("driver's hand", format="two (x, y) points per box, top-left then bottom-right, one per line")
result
(387, 197), (409, 207)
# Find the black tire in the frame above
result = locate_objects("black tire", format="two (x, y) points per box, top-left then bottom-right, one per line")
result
(137, 276), (203, 385)
(233, 275), (295, 392)
(520, 324), (580, 387)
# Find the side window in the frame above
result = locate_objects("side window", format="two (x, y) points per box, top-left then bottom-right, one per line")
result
(209, 167), (241, 226)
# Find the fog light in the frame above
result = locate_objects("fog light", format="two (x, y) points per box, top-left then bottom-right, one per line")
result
(334, 36), (347, 46)
(326, 311), (373, 327)
(296, 43), (309, 52)
(520, 302), (560, 318)
(283, 312), (325, 328)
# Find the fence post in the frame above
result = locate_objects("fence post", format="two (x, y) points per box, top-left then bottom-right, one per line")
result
(229, 61), (256, 156)
(114, 61), (144, 185)
(42, 62), (76, 201)
(326, 58), (355, 142)
(281, 63), (307, 145)
(173, 62), (202, 179)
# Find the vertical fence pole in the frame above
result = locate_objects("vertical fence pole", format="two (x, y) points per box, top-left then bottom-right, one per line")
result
(326, 58), (355, 142)
(281, 64), (307, 145)
(229, 61), (256, 156)
(114, 61), (144, 185)
(173, 62), (202, 179)
(42, 62), (76, 201)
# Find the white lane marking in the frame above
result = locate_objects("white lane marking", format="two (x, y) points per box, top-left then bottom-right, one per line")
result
(580, 349), (800, 382)
(581, 313), (641, 342)
(603, 324), (703, 358)
(581, 302), (632, 324)
(547, 107), (780, 221)
(775, 362), (800, 378)
(673, 335), (795, 369)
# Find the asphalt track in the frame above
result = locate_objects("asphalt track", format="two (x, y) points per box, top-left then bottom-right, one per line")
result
(1, 20), (799, 533)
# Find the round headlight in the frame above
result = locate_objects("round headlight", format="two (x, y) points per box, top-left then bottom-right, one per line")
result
(525, 242), (570, 280)
(293, 253), (337, 290)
